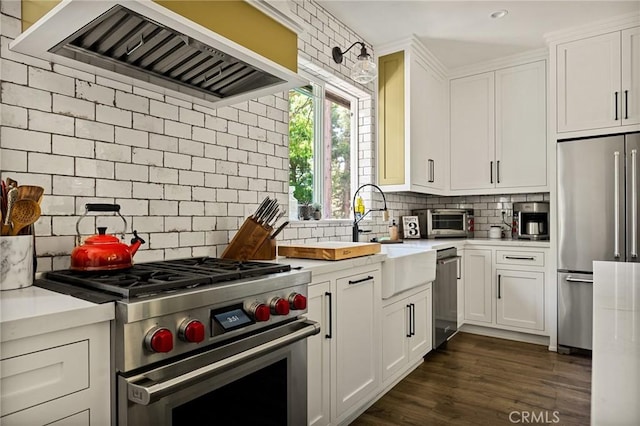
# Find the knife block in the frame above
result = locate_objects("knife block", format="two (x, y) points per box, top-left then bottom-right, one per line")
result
(251, 238), (277, 260)
(221, 217), (271, 261)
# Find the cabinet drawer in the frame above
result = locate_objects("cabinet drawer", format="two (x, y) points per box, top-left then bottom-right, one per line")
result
(0, 340), (89, 416)
(496, 250), (544, 267)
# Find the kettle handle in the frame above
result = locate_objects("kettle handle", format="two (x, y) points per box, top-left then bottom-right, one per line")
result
(76, 204), (127, 245)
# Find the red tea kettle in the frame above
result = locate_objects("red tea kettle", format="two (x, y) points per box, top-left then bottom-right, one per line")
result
(71, 204), (145, 272)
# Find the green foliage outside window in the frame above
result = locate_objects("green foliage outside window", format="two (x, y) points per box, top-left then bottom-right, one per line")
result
(289, 90), (313, 205)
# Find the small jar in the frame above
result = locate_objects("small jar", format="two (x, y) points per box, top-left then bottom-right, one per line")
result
(489, 226), (502, 239)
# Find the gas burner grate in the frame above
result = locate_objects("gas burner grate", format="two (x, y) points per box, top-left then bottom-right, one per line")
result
(149, 257), (291, 280)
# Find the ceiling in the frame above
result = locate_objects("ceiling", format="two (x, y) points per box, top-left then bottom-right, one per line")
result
(318, 1), (640, 69)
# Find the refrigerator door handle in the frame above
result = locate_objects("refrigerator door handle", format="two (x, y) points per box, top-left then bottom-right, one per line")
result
(614, 151), (621, 259)
(632, 149), (638, 258)
(566, 276), (594, 284)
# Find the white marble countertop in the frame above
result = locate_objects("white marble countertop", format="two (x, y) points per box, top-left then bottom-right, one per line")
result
(0, 286), (114, 343)
(396, 238), (550, 249)
(592, 261), (640, 425)
(276, 253), (387, 276)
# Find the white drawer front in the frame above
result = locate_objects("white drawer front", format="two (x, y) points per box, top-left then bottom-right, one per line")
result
(47, 409), (89, 425)
(496, 250), (545, 267)
(1, 340), (89, 417)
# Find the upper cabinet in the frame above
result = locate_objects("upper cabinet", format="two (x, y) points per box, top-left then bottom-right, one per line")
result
(550, 15), (640, 138)
(377, 38), (448, 194)
(450, 60), (547, 192)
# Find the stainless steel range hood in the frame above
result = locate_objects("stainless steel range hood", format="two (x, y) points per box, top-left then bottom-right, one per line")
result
(11, 1), (306, 109)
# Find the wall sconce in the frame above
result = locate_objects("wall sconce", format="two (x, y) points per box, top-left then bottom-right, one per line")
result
(331, 42), (377, 84)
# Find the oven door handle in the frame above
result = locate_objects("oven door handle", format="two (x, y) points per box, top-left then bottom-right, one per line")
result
(125, 320), (320, 406)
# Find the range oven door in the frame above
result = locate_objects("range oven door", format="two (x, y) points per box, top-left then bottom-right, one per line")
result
(118, 319), (320, 426)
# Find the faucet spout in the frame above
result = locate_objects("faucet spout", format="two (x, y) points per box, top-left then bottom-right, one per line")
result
(352, 183), (389, 242)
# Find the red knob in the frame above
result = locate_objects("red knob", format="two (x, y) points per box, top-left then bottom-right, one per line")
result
(251, 303), (271, 322)
(146, 328), (173, 353)
(271, 297), (290, 316)
(179, 319), (205, 343)
(289, 293), (307, 310)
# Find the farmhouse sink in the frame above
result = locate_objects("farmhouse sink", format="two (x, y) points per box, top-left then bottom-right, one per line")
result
(381, 245), (437, 299)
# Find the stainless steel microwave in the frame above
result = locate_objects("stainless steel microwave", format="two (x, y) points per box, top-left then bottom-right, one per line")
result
(412, 209), (474, 238)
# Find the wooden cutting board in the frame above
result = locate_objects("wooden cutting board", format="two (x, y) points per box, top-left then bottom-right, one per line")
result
(278, 242), (381, 260)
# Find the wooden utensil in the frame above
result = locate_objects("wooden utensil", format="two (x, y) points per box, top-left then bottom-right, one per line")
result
(17, 185), (45, 203)
(9, 199), (41, 236)
(1, 187), (18, 236)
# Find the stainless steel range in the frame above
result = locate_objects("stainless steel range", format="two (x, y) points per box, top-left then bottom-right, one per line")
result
(36, 257), (319, 425)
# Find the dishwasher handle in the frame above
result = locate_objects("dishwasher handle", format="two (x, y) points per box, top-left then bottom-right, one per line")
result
(437, 256), (461, 265)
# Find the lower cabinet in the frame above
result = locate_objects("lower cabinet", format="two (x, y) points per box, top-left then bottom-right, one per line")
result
(307, 264), (382, 426)
(382, 285), (432, 384)
(463, 249), (492, 323)
(0, 321), (111, 425)
(496, 269), (544, 331)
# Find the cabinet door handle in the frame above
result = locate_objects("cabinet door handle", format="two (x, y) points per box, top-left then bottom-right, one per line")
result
(625, 90), (629, 120)
(566, 276), (594, 284)
(428, 159), (435, 183)
(411, 303), (416, 336)
(505, 255), (535, 261)
(406, 304), (412, 337)
(348, 276), (374, 285)
(498, 274), (502, 299)
(615, 91), (619, 120)
(456, 257), (461, 280)
(490, 161), (494, 184)
(614, 151), (621, 258)
(632, 149), (637, 258)
(325, 292), (332, 339)
(497, 160), (500, 184)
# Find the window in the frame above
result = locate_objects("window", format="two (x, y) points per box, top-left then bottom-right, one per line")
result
(288, 81), (357, 219)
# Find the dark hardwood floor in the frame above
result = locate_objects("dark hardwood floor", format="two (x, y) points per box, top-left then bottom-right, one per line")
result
(353, 333), (591, 426)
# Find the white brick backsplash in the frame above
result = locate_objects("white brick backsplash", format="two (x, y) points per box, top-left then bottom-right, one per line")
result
(115, 163), (148, 182)
(133, 182), (164, 199)
(216, 160), (237, 175)
(216, 107), (238, 121)
(165, 96), (191, 108)
(115, 91), (149, 113)
(115, 127), (148, 147)
(191, 157), (216, 173)
(248, 179), (266, 192)
(29, 152), (73, 175)
(1, 104), (27, 128)
(248, 152), (267, 167)
(53, 216), (95, 236)
(228, 176), (248, 190)
(150, 232), (179, 249)
(34, 216), (52, 236)
(149, 134), (178, 152)
(248, 101), (267, 116)
(165, 184), (191, 200)
(41, 195), (75, 216)
(150, 100), (178, 120)
(215, 132), (237, 148)
(248, 127), (267, 141)
(2, 82), (51, 111)
(238, 191), (257, 204)
(1, 0), (21, 18)
(133, 249), (164, 263)
(205, 202), (227, 216)
(179, 232), (205, 247)
(133, 87), (163, 101)
(238, 137), (258, 152)
(192, 126), (216, 143)
(205, 115), (227, 132)
(179, 107), (204, 126)
(238, 111), (258, 127)
(192, 187), (215, 201)
(266, 180), (282, 193)
(178, 139), (204, 157)
(53, 94), (95, 120)
(149, 200), (178, 216)
(95, 141), (131, 162)
(52, 176), (95, 196)
(52, 64), (95, 83)
(164, 152), (191, 170)
(267, 156), (282, 170)
(165, 247), (193, 259)
(37, 236), (75, 257)
(116, 198), (149, 215)
(76, 119), (114, 142)
(133, 113), (163, 133)
(165, 217), (191, 233)
(76, 81), (114, 105)
(238, 164), (257, 178)
(133, 216), (165, 232)
(257, 116), (275, 131)
(179, 201), (205, 216)
(96, 76), (132, 93)
(258, 143), (275, 156)
(228, 121), (248, 137)
(96, 179), (131, 197)
(179, 170), (204, 186)
(0, 148), (26, 171)
(29, 110), (74, 136)
(215, 216), (238, 230)
(1, 58), (27, 84)
(204, 144), (226, 160)
(1, 13), (20, 38)
(132, 148), (163, 166)
(96, 105), (132, 127)
(29, 67), (75, 96)
(165, 120), (191, 138)
(76, 158), (114, 179)
(205, 230), (227, 245)
(227, 203), (244, 216)
(216, 189), (237, 203)
(150, 166), (178, 184)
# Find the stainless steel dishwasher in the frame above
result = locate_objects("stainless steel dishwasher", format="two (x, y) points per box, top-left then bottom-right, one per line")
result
(433, 247), (459, 348)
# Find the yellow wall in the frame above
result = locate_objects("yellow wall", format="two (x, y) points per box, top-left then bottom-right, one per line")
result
(22, 0), (60, 32)
(378, 51), (405, 185)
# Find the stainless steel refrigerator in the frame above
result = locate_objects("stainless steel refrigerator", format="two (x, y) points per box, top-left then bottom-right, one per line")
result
(557, 133), (639, 351)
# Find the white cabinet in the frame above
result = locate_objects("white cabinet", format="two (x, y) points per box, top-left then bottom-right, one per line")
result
(307, 281), (331, 426)
(0, 321), (110, 426)
(381, 286), (432, 384)
(306, 264), (381, 426)
(556, 26), (640, 134)
(496, 269), (545, 331)
(377, 38), (448, 194)
(450, 60), (547, 192)
(463, 249), (493, 323)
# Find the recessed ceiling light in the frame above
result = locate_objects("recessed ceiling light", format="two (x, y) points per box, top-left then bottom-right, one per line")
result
(490, 10), (508, 19)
